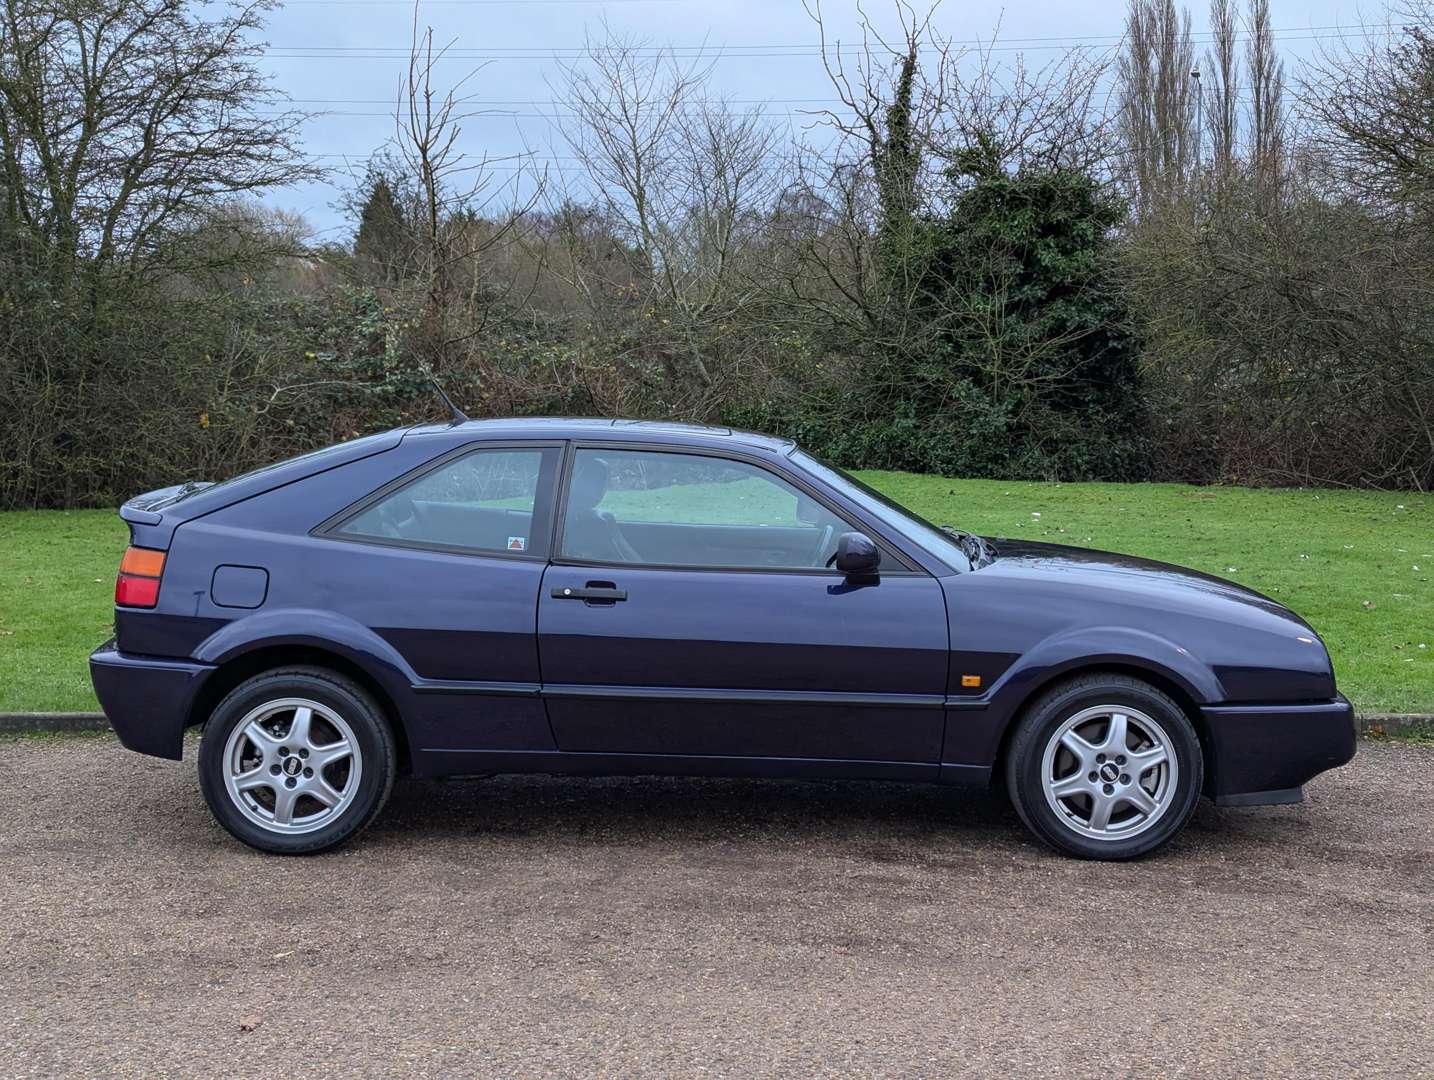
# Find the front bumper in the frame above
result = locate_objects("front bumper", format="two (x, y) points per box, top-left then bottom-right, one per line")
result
(1200, 694), (1357, 806)
(89, 641), (214, 760)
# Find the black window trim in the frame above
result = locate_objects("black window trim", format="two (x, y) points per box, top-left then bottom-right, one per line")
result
(311, 439), (565, 562)
(550, 440), (927, 577)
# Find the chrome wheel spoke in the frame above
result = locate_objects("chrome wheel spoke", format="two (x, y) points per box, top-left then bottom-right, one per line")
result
(271, 784), (300, 826)
(1127, 745), (1168, 777)
(287, 706), (314, 749)
(309, 739), (353, 771)
(309, 778), (345, 808)
(1123, 784), (1159, 817)
(1059, 729), (1096, 764)
(243, 720), (283, 753)
(1050, 773), (1089, 801)
(234, 767), (271, 794)
(1104, 712), (1129, 754)
(1087, 793), (1115, 832)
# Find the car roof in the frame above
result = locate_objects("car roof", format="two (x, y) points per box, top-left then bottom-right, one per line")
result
(403, 417), (796, 454)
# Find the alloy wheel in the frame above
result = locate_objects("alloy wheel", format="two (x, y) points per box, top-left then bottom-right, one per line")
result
(221, 697), (363, 835)
(1039, 704), (1178, 842)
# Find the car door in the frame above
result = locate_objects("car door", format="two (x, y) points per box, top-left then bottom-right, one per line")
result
(311, 441), (563, 753)
(537, 444), (950, 764)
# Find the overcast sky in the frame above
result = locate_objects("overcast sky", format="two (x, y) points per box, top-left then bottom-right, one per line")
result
(243, 0), (1372, 238)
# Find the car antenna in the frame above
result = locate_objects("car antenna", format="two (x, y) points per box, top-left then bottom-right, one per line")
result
(422, 365), (470, 425)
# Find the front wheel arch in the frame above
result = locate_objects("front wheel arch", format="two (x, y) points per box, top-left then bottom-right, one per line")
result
(1002, 671), (1205, 859)
(991, 663), (1216, 797)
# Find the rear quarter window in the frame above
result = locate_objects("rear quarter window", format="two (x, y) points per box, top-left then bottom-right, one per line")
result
(334, 447), (558, 556)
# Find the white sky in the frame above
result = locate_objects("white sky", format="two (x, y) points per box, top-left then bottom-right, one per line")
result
(241, 0), (1370, 238)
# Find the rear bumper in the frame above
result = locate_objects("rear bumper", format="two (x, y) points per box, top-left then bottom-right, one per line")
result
(1200, 694), (1357, 806)
(89, 641), (214, 760)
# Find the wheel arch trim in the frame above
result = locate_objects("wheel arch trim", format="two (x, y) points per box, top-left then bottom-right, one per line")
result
(193, 609), (419, 686)
(940, 625), (1222, 779)
(186, 610), (419, 768)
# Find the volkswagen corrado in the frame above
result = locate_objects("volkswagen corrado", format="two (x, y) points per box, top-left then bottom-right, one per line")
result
(90, 418), (1356, 859)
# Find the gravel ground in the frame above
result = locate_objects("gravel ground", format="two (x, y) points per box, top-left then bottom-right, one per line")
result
(1, 734), (1431, 1079)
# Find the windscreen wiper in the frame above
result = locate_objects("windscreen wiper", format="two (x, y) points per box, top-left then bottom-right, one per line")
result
(941, 526), (996, 569)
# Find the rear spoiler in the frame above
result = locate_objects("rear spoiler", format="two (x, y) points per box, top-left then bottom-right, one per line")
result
(120, 482), (216, 526)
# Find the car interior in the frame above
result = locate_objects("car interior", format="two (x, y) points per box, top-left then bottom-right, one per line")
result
(558, 456), (845, 569)
(345, 495), (538, 554)
(338, 451), (851, 569)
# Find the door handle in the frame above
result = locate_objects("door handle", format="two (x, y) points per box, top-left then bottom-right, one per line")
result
(551, 584), (628, 602)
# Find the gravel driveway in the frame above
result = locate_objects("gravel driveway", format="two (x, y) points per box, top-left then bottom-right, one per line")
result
(0, 734), (1430, 1078)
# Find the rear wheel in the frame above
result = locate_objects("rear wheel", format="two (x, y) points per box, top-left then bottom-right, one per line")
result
(1004, 674), (1203, 860)
(198, 667), (396, 854)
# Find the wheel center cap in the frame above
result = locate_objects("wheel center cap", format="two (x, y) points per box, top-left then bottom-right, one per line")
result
(1099, 762), (1119, 783)
(282, 756), (303, 777)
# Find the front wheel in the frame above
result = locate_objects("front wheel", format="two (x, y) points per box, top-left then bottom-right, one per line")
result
(198, 667), (396, 854)
(1004, 674), (1203, 860)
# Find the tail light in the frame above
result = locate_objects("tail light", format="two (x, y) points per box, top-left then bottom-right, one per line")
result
(115, 546), (166, 608)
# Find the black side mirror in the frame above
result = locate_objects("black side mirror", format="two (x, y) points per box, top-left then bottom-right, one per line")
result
(833, 531), (880, 577)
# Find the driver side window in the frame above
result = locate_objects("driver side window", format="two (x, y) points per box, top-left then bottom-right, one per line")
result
(558, 448), (853, 570)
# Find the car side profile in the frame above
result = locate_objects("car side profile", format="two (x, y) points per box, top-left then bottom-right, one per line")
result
(90, 418), (1357, 859)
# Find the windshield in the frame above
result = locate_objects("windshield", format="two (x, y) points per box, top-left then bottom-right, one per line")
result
(790, 450), (973, 571)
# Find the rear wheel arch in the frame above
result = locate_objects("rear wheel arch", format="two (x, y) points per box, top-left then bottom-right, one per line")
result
(187, 645), (412, 774)
(198, 665), (397, 853)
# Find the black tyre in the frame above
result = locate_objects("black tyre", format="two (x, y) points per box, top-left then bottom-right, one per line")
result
(1004, 673), (1203, 860)
(198, 666), (396, 854)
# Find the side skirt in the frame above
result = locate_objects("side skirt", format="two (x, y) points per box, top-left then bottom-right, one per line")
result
(411, 748), (944, 783)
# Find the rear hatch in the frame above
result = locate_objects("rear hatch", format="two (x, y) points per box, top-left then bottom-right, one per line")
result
(119, 428), (407, 550)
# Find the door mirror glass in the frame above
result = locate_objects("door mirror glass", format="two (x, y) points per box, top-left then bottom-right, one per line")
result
(834, 531), (880, 577)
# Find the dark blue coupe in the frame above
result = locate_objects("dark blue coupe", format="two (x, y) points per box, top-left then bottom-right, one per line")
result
(90, 418), (1356, 858)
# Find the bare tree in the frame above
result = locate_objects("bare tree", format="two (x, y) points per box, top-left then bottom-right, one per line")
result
(772, 0), (955, 367)
(1206, 0), (1240, 188)
(936, 43), (1113, 178)
(552, 24), (782, 403)
(552, 27), (706, 311)
(1122, 2), (1433, 489)
(1299, 5), (1434, 214)
(1246, 0), (1285, 196)
(0, 0), (317, 279)
(1116, 0), (1196, 212)
(394, 8), (542, 361)
(805, 1), (951, 274)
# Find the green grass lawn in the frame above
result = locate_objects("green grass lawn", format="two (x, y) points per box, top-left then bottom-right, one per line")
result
(1, 475), (1429, 714)
(0, 510), (128, 712)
